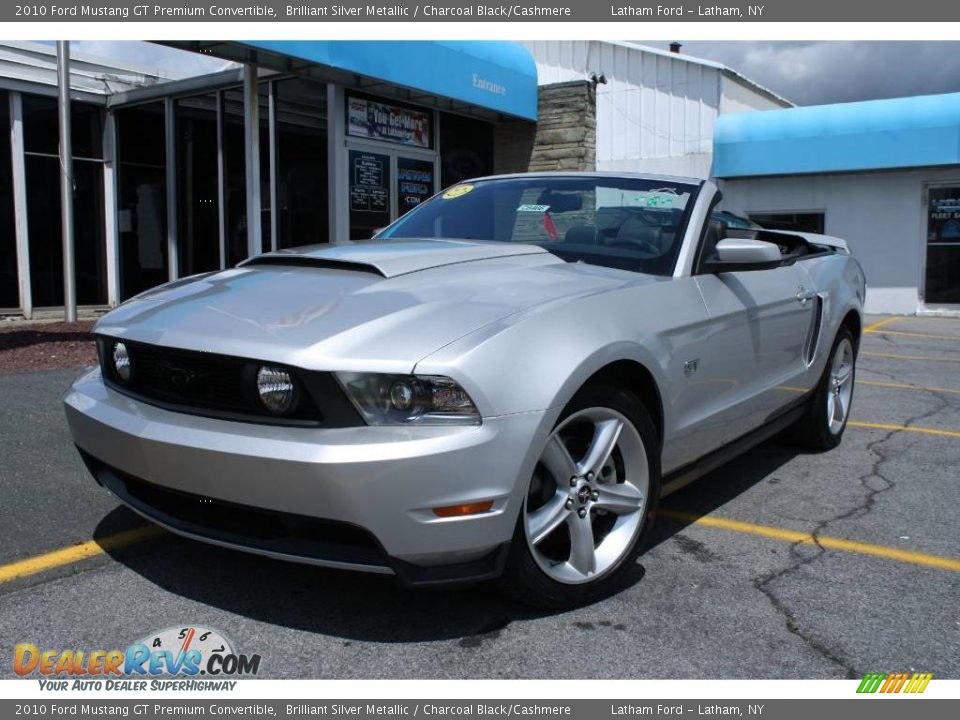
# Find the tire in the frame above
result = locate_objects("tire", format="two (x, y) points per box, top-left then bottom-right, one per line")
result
(501, 383), (661, 610)
(791, 325), (857, 451)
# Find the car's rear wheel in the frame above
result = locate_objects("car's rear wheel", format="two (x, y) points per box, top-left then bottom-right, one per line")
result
(502, 384), (660, 609)
(792, 326), (857, 450)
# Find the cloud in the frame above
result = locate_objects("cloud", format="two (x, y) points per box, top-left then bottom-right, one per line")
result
(641, 41), (960, 106)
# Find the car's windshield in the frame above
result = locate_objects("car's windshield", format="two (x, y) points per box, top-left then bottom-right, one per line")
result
(377, 175), (701, 277)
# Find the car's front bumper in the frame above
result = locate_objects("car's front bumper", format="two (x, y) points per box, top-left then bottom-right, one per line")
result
(64, 368), (550, 584)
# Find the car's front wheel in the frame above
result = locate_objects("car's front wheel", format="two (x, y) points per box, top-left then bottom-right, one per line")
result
(502, 384), (660, 609)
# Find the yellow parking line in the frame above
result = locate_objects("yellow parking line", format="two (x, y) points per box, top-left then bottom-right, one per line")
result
(0, 526), (163, 584)
(659, 509), (960, 573)
(868, 329), (960, 341)
(861, 350), (960, 364)
(858, 379), (960, 396)
(847, 420), (960, 440)
(863, 316), (901, 333)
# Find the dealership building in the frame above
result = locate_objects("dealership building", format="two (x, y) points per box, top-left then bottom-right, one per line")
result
(714, 92), (960, 314)
(524, 40), (792, 179)
(0, 39), (956, 319)
(0, 40), (538, 318)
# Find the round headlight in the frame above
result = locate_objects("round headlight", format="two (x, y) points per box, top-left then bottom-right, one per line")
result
(389, 380), (415, 411)
(112, 342), (131, 382)
(256, 366), (295, 414)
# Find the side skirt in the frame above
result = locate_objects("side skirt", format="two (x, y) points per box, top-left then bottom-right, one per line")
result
(660, 397), (811, 498)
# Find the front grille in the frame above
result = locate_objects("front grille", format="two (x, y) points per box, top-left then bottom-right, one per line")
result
(96, 336), (362, 427)
(125, 342), (251, 414)
(82, 450), (390, 569)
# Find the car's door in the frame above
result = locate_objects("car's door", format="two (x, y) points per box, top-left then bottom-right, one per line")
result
(691, 244), (816, 449)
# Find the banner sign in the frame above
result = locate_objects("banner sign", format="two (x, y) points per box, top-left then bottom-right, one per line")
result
(347, 96), (431, 149)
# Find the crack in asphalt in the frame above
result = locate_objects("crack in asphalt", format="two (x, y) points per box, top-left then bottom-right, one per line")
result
(752, 357), (951, 678)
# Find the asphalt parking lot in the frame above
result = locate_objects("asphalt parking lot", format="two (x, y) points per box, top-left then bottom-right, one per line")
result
(1, 314), (958, 679)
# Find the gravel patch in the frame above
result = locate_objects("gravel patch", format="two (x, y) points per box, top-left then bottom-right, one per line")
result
(0, 321), (96, 373)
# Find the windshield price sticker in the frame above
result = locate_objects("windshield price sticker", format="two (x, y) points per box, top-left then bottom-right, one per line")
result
(442, 184), (474, 200)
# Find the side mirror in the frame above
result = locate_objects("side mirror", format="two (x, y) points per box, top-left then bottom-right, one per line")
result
(704, 238), (782, 273)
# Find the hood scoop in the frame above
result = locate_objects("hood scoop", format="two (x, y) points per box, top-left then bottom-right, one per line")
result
(241, 255), (386, 276)
(240, 239), (549, 279)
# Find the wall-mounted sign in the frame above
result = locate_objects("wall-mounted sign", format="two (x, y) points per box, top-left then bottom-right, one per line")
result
(397, 158), (435, 216)
(347, 96), (431, 149)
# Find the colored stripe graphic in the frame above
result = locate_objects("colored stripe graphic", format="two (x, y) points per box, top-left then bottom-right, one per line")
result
(857, 672), (932, 693)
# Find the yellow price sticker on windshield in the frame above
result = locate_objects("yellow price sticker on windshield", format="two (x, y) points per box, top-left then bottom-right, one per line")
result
(442, 184), (474, 200)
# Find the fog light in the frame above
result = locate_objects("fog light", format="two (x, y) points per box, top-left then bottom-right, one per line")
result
(112, 342), (131, 382)
(432, 501), (495, 518)
(256, 366), (295, 414)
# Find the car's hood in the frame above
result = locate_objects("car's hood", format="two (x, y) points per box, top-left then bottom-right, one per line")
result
(246, 238), (551, 277)
(96, 240), (660, 372)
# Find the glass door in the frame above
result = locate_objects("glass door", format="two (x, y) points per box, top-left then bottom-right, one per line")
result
(925, 186), (960, 305)
(346, 146), (437, 240)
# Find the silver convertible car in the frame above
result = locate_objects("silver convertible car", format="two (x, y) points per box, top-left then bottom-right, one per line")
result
(65, 173), (866, 607)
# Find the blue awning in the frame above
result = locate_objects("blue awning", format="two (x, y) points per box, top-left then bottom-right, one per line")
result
(713, 92), (960, 178)
(238, 40), (537, 121)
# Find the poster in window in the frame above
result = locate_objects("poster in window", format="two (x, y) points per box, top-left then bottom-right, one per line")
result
(397, 158), (435, 216)
(928, 189), (960, 244)
(349, 150), (391, 241)
(349, 151), (390, 214)
(347, 96), (431, 149)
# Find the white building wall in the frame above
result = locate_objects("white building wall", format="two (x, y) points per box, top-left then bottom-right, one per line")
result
(524, 41), (788, 180)
(720, 73), (787, 114)
(718, 167), (960, 314)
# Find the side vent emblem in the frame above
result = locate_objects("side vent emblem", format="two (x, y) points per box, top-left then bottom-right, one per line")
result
(684, 359), (699, 377)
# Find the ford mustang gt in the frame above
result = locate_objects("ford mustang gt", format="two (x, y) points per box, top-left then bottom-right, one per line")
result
(65, 172), (866, 607)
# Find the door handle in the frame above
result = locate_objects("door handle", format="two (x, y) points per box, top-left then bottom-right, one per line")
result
(796, 287), (816, 304)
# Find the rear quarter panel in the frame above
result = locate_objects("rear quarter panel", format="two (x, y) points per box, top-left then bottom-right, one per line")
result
(796, 251), (866, 385)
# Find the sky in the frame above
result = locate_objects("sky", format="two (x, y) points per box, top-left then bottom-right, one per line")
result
(644, 41), (960, 106)
(63, 40), (960, 108)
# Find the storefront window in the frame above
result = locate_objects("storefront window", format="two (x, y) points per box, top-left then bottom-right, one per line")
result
(0, 92), (18, 309)
(926, 187), (960, 304)
(25, 156), (106, 307)
(439, 112), (493, 189)
(176, 95), (220, 276)
(22, 94), (106, 307)
(116, 102), (167, 300)
(276, 78), (328, 248)
(22, 94), (103, 159)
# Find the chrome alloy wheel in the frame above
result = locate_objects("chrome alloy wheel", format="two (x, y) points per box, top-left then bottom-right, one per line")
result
(827, 337), (855, 435)
(523, 407), (650, 585)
